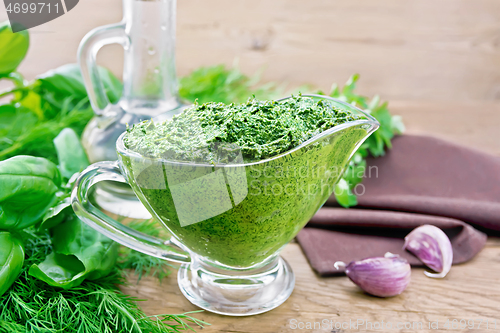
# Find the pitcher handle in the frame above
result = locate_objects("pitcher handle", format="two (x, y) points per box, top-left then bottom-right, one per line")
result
(71, 161), (191, 264)
(78, 23), (128, 115)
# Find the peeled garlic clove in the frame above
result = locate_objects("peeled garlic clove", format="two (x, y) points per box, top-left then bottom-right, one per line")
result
(404, 224), (453, 278)
(335, 252), (411, 298)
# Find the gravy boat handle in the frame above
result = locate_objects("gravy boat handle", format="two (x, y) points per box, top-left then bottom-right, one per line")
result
(71, 160), (191, 264)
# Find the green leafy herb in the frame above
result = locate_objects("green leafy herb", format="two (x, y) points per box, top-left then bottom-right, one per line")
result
(0, 127), (204, 331)
(0, 22), (29, 76)
(53, 127), (90, 178)
(0, 231), (24, 297)
(0, 105), (94, 163)
(326, 74), (405, 157)
(0, 64), (122, 163)
(40, 128), (87, 230)
(37, 63), (122, 106)
(0, 156), (61, 230)
(29, 216), (120, 289)
(179, 64), (278, 104)
(0, 229), (208, 333)
(40, 196), (72, 230)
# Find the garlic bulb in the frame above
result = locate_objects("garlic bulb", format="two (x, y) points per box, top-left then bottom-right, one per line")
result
(404, 224), (453, 278)
(335, 253), (411, 298)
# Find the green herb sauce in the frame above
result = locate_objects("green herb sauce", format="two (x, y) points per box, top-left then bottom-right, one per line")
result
(123, 95), (362, 163)
(121, 96), (368, 268)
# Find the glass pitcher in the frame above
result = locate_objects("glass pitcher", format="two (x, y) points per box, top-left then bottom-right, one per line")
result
(78, 0), (187, 218)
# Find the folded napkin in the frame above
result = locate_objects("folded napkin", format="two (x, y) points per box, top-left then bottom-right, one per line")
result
(296, 135), (498, 276)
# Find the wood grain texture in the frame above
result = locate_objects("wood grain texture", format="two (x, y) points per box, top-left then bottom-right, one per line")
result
(389, 101), (500, 155)
(120, 239), (500, 333)
(176, 0), (500, 102)
(2, 0), (500, 102)
(2, 2), (500, 331)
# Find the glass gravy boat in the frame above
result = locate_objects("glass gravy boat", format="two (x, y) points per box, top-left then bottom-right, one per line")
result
(72, 95), (379, 316)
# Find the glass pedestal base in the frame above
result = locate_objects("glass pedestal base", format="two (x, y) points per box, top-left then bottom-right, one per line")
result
(178, 256), (295, 316)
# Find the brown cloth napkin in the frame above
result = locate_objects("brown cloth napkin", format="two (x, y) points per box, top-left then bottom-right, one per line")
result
(296, 135), (498, 276)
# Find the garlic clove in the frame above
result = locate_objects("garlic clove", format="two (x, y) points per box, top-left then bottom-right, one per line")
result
(404, 224), (453, 278)
(335, 252), (411, 298)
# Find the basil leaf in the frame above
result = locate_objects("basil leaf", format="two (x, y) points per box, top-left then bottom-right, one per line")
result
(37, 64), (88, 100)
(28, 252), (86, 289)
(51, 217), (118, 280)
(40, 196), (72, 230)
(0, 156), (61, 230)
(0, 21), (29, 76)
(0, 231), (24, 296)
(39, 172), (80, 231)
(37, 64), (122, 103)
(53, 128), (89, 179)
(29, 217), (119, 289)
(0, 105), (38, 143)
(0, 105), (19, 132)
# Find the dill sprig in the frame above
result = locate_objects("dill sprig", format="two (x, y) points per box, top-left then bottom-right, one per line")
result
(0, 229), (208, 333)
(118, 219), (177, 283)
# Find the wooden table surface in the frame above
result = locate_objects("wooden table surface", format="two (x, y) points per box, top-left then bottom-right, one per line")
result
(121, 239), (500, 333)
(2, 1), (500, 332)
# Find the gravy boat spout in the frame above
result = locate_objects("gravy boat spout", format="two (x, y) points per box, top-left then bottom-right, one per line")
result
(277, 94), (379, 164)
(72, 94), (379, 316)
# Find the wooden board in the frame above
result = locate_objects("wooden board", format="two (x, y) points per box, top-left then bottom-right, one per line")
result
(2, 1), (500, 331)
(389, 101), (500, 155)
(120, 239), (500, 333)
(2, 0), (500, 102)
